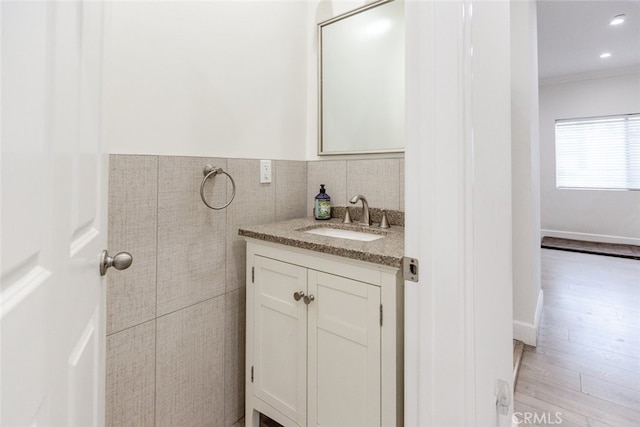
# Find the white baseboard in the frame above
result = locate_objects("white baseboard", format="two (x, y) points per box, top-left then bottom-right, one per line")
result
(541, 229), (640, 246)
(513, 290), (544, 346)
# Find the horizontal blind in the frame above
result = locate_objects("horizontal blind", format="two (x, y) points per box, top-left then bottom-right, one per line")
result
(555, 113), (640, 190)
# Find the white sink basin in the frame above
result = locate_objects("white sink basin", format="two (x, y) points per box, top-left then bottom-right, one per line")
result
(303, 227), (384, 242)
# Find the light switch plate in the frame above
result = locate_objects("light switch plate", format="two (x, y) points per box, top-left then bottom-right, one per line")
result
(260, 160), (272, 184)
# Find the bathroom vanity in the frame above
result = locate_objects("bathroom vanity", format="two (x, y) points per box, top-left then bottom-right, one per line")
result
(240, 218), (404, 427)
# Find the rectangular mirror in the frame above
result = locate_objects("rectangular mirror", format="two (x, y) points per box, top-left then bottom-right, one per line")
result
(318, 0), (404, 155)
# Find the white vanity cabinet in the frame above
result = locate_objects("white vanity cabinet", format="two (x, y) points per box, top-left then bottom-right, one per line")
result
(244, 239), (403, 427)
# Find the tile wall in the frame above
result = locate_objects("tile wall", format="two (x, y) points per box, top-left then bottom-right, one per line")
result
(106, 155), (403, 427)
(306, 158), (405, 215)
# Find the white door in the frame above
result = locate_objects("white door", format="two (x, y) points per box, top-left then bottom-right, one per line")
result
(1, 1), (108, 425)
(404, 0), (514, 426)
(307, 271), (380, 427)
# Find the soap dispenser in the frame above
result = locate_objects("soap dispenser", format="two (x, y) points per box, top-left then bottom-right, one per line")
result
(314, 184), (331, 220)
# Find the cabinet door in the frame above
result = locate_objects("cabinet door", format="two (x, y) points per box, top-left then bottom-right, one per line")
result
(307, 271), (381, 427)
(252, 256), (308, 426)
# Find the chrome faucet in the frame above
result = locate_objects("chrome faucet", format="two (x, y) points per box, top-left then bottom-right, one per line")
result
(349, 194), (371, 226)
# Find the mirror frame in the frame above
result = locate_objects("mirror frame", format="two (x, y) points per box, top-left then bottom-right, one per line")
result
(317, 0), (404, 156)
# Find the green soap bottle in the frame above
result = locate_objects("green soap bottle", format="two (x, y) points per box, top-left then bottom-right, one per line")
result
(314, 184), (331, 220)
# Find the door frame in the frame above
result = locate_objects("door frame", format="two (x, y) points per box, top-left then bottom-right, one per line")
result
(404, 0), (514, 425)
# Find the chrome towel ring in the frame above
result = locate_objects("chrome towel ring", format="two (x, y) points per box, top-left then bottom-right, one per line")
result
(200, 164), (236, 210)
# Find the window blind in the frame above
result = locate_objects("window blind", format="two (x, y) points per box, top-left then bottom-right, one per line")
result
(555, 113), (640, 190)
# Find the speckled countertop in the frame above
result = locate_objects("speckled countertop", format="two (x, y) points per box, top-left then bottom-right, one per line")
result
(238, 217), (404, 268)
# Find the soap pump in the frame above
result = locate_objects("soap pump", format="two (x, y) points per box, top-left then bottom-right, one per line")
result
(314, 184), (331, 220)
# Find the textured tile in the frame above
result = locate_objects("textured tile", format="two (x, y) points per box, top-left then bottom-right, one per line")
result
(107, 155), (158, 334)
(330, 206), (405, 227)
(157, 156), (227, 316)
(225, 287), (247, 426)
(307, 160), (347, 215)
(156, 297), (225, 427)
(275, 160), (307, 222)
(346, 159), (401, 211)
(399, 158), (405, 212)
(106, 320), (156, 427)
(226, 159), (276, 291)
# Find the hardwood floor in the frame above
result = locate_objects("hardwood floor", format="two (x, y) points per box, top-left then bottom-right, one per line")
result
(515, 249), (640, 426)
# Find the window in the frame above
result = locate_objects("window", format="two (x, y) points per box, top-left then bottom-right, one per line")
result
(555, 113), (640, 190)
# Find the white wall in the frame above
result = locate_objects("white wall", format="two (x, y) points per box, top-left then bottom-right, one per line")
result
(103, 1), (308, 160)
(511, 0), (542, 346)
(104, 0), (404, 161)
(539, 72), (640, 244)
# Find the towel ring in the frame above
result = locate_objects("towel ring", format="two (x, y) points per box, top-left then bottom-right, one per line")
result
(200, 165), (236, 210)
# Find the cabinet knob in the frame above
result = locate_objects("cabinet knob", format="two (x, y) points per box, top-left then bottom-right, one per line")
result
(293, 291), (305, 301)
(303, 294), (315, 305)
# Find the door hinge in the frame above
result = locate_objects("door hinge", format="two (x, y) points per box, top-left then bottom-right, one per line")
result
(251, 366), (254, 383)
(251, 267), (255, 283)
(380, 304), (383, 326)
(402, 256), (419, 282)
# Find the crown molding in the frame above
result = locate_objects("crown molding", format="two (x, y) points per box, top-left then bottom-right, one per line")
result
(539, 64), (640, 87)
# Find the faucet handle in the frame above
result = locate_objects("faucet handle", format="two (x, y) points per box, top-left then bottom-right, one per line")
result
(343, 208), (352, 224)
(379, 211), (390, 229)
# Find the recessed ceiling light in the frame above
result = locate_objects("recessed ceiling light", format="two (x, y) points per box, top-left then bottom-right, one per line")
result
(610, 14), (626, 25)
(600, 52), (612, 59)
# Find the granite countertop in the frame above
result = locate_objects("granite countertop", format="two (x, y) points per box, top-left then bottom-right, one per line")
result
(238, 217), (404, 268)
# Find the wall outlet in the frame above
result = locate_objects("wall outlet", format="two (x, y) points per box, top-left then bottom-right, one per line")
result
(260, 160), (272, 184)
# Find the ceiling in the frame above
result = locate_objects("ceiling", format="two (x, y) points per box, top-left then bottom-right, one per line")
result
(537, 0), (640, 81)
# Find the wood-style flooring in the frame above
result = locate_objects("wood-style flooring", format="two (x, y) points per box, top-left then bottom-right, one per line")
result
(515, 249), (640, 426)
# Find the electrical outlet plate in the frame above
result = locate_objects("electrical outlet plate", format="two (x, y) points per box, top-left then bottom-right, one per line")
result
(260, 160), (272, 183)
